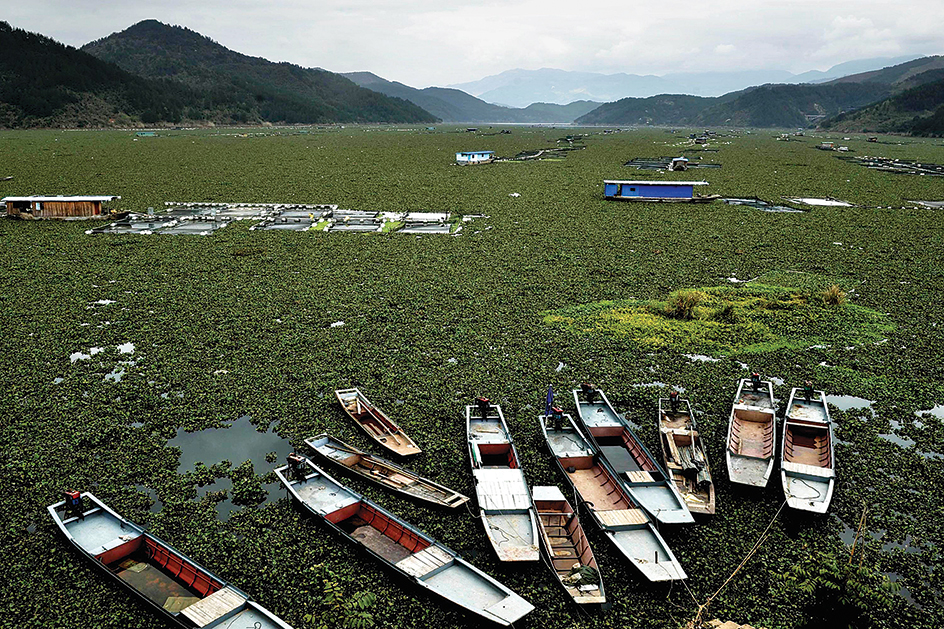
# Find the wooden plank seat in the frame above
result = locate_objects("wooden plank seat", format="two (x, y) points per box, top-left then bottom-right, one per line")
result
(626, 470), (654, 484)
(180, 586), (246, 627)
(782, 461), (835, 477)
(396, 545), (453, 578)
(596, 509), (647, 527)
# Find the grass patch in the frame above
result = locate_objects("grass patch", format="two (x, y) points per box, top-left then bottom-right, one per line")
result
(543, 278), (892, 355)
(382, 220), (404, 233)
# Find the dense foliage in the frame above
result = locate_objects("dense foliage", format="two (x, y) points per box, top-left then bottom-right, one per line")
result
(577, 83), (892, 128)
(81, 20), (436, 125)
(0, 126), (941, 629)
(822, 78), (944, 136)
(543, 279), (893, 355)
(0, 21), (194, 128)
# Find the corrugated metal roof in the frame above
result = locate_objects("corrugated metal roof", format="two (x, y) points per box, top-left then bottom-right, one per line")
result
(2, 196), (120, 202)
(458, 151), (494, 155)
(603, 181), (708, 186)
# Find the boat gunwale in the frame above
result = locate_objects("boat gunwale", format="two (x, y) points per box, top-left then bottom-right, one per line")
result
(334, 388), (421, 457)
(465, 402), (540, 562)
(539, 413), (686, 581)
(572, 389), (691, 523)
(47, 493), (290, 629)
(532, 487), (606, 605)
(657, 398), (715, 515)
(275, 456), (532, 624)
(780, 387), (836, 513)
(304, 433), (469, 508)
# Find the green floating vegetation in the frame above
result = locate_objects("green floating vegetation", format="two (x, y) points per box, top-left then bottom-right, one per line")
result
(543, 276), (893, 356)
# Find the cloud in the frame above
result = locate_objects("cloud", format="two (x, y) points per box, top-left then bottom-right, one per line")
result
(7, 0), (943, 87)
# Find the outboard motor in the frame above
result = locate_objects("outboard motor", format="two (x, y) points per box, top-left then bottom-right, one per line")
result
(580, 382), (598, 405)
(550, 406), (565, 432)
(64, 490), (84, 519)
(669, 390), (680, 413)
(475, 396), (491, 420)
(803, 381), (815, 402)
(751, 371), (762, 391)
(287, 453), (307, 481)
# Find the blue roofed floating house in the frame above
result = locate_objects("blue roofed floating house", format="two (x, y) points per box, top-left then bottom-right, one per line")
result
(603, 180), (716, 203)
(456, 151), (495, 165)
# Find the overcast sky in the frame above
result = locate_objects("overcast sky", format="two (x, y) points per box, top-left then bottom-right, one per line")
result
(6, 0), (942, 87)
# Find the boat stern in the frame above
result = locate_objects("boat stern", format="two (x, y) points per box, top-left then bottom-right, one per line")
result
(726, 452), (774, 488)
(482, 594), (535, 626)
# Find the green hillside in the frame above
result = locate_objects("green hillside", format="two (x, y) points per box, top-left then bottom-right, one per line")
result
(821, 78), (944, 135)
(81, 20), (435, 124)
(0, 21), (192, 128)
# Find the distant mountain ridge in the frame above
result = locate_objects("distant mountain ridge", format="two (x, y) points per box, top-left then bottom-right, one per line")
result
(80, 20), (435, 124)
(575, 56), (944, 128)
(343, 71), (600, 123)
(450, 57), (926, 107)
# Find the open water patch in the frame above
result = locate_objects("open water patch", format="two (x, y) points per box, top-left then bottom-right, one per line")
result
(826, 394), (875, 416)
(168, 415), (293, 520)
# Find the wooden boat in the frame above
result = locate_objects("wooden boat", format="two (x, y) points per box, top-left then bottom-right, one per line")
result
(540, 412), (686, 582)
(531, 485), (605, 605)
(274, 455), (533, 626)
(466, 398), (540, 562)
(726, 378), (777, 487)
(658, 396), (716, 515)
(335, 388), (421, 457)
(305, 433), (469, 509)
(48, 492), (291, 629)
(572, 387), (693, 524)
(781, 387), (835, 513)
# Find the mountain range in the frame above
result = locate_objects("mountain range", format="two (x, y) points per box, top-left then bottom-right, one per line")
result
(448, 57), (924, 108)
(342, 72), (599, 123)
(0, 18), (942, 133)
(575, 57), (944, 131)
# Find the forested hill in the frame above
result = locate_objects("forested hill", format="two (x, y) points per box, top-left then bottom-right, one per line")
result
(0, 21), (195, 128)
(82, 20), (436, 124)
(821, 77), (944, 136)
(575, 83), (892, 128)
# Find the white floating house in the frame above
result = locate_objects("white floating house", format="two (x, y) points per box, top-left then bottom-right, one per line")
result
(603, 180), (711, 203)
(456, 151), (495, 165)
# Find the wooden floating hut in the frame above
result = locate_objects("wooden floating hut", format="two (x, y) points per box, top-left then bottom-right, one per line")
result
(456, 151), (495, 165)
(3, 195), (120, 219)
(603, 181), (713, 203)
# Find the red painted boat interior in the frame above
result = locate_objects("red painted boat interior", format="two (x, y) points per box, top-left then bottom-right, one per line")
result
(588, 426), (658, 472)
(474, 443), (518, 468)
(328, 501), (431, 562)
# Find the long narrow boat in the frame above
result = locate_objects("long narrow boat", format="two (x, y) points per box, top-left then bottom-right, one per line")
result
(531, 485), (606, 605)
(335, 388), (421, 457)
(305, 433), (469, 509)
(48, 492), (291, 629)
(658, 395), (716, 515)
(572, 387), (693, 524)
(540, 412), (687, 582)
(726, 377), (777, 487)
(781, 386), (835, 513)
(466, 398), (540, 562)
(274, 455), (534, 626)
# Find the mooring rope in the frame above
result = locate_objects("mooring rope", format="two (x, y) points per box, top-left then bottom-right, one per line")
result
(691, 498), (788, 627)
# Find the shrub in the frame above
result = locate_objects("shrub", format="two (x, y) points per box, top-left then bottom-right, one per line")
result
(663, 290), (706, 320)
(821, 285), (847, 306)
